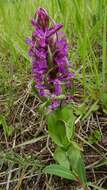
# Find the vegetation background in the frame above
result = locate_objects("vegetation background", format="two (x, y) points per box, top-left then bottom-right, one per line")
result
(0, 0), (107, 189)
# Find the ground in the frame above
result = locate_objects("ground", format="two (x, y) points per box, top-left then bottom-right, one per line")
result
(0, 79), (107, 189)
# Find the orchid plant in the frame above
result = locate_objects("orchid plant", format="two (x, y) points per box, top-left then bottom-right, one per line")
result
(27, 7), (90, 190)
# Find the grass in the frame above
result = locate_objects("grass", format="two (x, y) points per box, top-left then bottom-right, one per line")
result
(0, 0), (107, 189)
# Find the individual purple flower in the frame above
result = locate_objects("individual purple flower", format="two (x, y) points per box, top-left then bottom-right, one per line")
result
(49, 100), (60, 110)
(53, 79), (62, 96)
(27, 7), (75, 109)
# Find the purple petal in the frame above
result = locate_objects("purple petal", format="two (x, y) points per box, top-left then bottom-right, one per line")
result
(35, 84), (44, 89)
(31, 18), (37, 27)
(49, 100), (60, 110)
(39, 89), (49, 96)
(26, 38), (32, 45)
(35, 48), (47, 59)
(53, 79), (62, 95)
(29, 49), (35, 57)
(47, 24), (63, 38)
(66, 72), (76, 79)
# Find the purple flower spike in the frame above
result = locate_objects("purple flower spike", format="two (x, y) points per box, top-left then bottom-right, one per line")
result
(27, 7), (75, 110)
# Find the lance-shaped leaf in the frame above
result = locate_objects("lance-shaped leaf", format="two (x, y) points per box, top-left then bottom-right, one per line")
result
(56, 105), (75, 141)
(47, 113), (69, 147)
(43, 164), (76, 180)
(54, 147), (70, 169)
(67, 142), (87, 186)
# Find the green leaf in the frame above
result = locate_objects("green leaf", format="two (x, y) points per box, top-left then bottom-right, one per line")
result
(0, 115), (13, 137)
(43, 164), (76, 180)
(67, 142), (87, 185)
(47, 106), (75, 146)
(61, 106), (75, 141)
(65, 118), (75, 141)
(57, 105), (73, 122)
(55, 105), (75, 141)
(54, 147), (70, 169)
(47, 113), (69, 147)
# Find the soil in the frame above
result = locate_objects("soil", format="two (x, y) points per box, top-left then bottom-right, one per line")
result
(0, 84), (107, 190)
